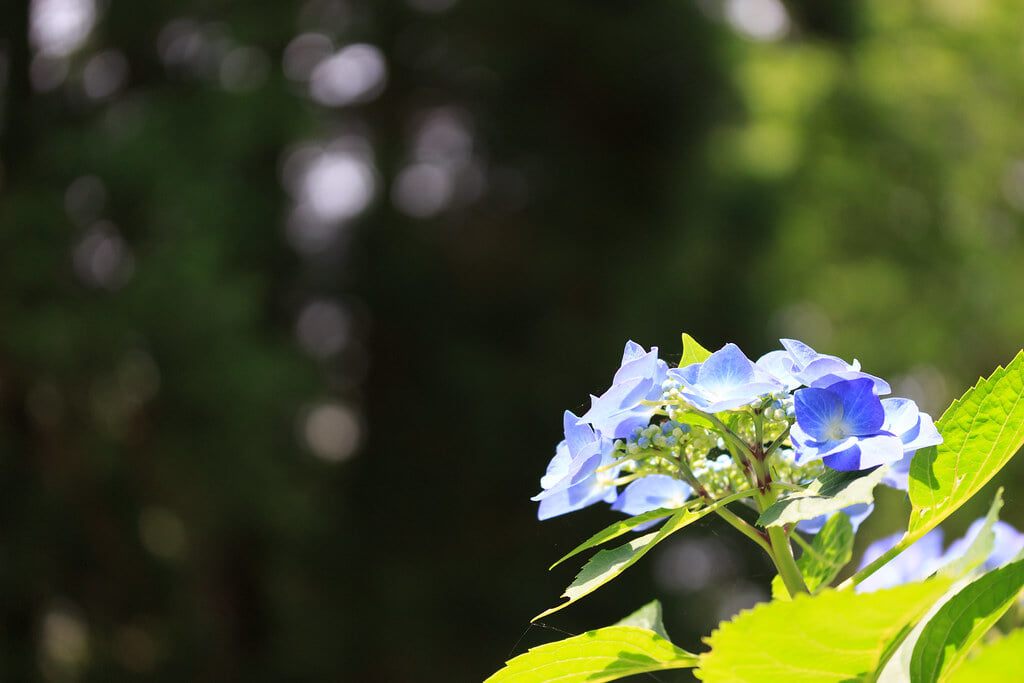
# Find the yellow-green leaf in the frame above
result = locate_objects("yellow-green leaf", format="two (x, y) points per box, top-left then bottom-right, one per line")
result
(680, 333), (713, 368)
(697, 579), (952, 682)
(484, 626), (697, 683)
(908, 351), (1024, 537)
(946, 627), (1024, 683)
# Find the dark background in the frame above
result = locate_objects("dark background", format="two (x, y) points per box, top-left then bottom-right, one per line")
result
(2, 0), (1024, 680)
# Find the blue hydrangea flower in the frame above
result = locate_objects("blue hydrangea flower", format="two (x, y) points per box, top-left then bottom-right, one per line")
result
(758, 339), (890, 394)
(533, 410), (619, 520)
(856, 528), (946, 593)
(797, 503), (874, 535)
(940, 519), (1024, 571)
(791, 378), (904, 471)
(611, 475), (692, 516)
(877, 398), (943, 490)
(856, 517), (1024, 592)
(667, 343), (783, 414)
(578, 341), (669, 439)
(610, 475), (692, 531)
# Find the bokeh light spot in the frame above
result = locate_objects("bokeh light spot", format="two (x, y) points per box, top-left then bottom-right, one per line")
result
(309, 44), (387, 107)
(301, 402), (361, 462)
(30, 0), (96, 57)
(725, 0), (789, 42)
(139, 507), (187, 561)
(82, 49), (129, 100)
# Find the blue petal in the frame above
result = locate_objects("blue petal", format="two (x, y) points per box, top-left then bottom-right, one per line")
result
(620, 340), (648, 365)
(810, 371), (891, 395)
(697, 343), (755, 393)
(830, 378), (884, 435)
(537, 441), (570, 491)
(881, 398), (919, 434)
(904, 413), (942, 452)
(794, 387), (845, 441)
(793, 357), (852, 386)
(822, 434), (902, 470)
(562, 410), (594, 457)
(532, 437), (604, 501)
(880, 451), (912, 490)
(669, 364), (700, 385)
(578, 377), (649, 424)
(611, 475), (691, 516)
(589, 406), (654, 440)
(780, 338), (820, 369)
(757, 350), (800, 390)
(851, 433), (904, 468)
(797, 502), (874, 535)
(538, 483), (604, 520)
(613, 346), (661, 385)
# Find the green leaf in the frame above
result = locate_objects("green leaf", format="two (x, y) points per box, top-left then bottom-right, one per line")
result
(536, 492), (756, 620)
(909, 559), (1024, 683)
(680, 333), (712, 368)
(946, 627), (1024, 683)
(939, 488), (1003, 580)
(757, 466), (887, 528)
(874, 576), (976, 683)
(873, 490), (1007, 683)
(696, 578), (952, 683)
(908, 351), (1024, 538)
(551, 488), (756, 569)
(484, 626), (698, 683)
(549, 506), (688, 570)
(773, 511), (854, 599)
(613, 599), (669, 640)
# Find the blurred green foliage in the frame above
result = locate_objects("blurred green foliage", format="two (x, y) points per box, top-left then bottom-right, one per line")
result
(0, 0), (1022, 681)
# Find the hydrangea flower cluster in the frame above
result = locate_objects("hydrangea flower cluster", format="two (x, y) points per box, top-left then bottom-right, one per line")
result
(856, 518), (1024, 593)
(534, 338), (943, 529)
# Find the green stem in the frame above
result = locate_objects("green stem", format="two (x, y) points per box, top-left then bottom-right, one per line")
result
(769, 525), (809, 596)
(837, 534), (912, 591)
(763, 424), (791, 459)
(715, 505), (772, 556)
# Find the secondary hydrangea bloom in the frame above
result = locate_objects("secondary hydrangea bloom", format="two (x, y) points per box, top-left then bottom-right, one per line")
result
(579, 341), (668, 438)
(533, 411), (619, 520)
(797, 502), (874, 535)
(790, 378), (904, 471)
(941, 519), (1024, 571)
(856, 528), (946, 593)
(856, 517), (1024, 592)
(667, 343), (783, 413)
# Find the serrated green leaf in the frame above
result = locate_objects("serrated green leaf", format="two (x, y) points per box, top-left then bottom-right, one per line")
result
(680, 333), (712, 368)
(696, 578), (952, 683)
(484, 626), (698, 683)
(757, 466), (887, 528)
(946, 627), (1024, 683)
(939, 488), (1003, 580)
(549, 506), (687, 570)
(909, 559), (1024, 683)
(536, 493), (755, 620)
(613, 599), (669, 640)
(551, 488), (756, 569)
(774, 512), (855, 599)
(908, 351), (1024, 538)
